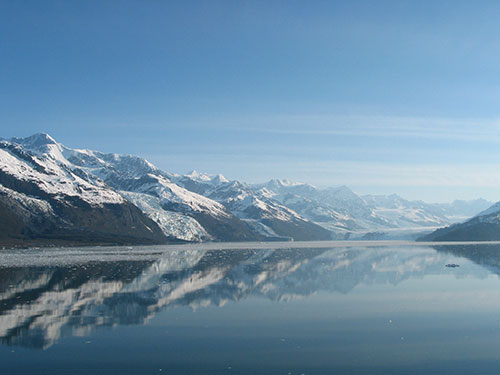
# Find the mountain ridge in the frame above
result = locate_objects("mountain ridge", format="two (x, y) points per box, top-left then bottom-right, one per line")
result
(0, 133), (494, 246)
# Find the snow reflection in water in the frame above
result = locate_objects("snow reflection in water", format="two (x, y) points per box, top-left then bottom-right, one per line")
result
(2, 243), (500, 374)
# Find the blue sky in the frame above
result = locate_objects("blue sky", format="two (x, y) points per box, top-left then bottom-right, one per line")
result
(2, 1), (500, 202)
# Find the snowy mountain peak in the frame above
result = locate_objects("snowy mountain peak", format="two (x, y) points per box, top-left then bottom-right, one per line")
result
(11, 133), (58, 148)
(268, 178), (305, 188)
(185, 170), (210, 181)
(184, 170), (229, 185)
(333, 185), (354, 194)
(324, 185), (360, 201)
(212, 173), (229, 184)
(10, 133), (68, 165)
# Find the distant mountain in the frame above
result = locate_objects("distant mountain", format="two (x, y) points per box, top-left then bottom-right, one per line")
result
(254, 180), (492, 239)
(177, 177), (331, 241)
(437, 199), (493, 220)
(254, 180), (376, 236)
(0, 133), (493, 246)
(419, 201), (500, 241)
(363, 195), (491, 227)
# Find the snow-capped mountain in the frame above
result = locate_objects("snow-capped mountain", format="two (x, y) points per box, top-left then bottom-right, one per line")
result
(0, 134), (167, 245)
(255, 180), (491, 239)
(176, 170), (230, 194)
(63, 145), (329, 242)
(9, 135), (267, 242)
(364, 195), (491, 225)
(0, 133), (492, 245)
(176, 177), (332, 241)
(0, 134), (331, 244)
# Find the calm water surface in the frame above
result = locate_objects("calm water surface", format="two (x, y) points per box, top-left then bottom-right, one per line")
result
(2, 242), (500, 374)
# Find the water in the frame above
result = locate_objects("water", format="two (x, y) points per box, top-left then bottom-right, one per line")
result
(2, 242), (500, 374)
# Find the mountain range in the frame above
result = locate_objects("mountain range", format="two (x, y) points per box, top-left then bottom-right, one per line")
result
(0, 133), (495, 245)
(419, 202), (500, 241)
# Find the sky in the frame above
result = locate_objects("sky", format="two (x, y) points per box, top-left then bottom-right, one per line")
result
(2, 0), (500, 202)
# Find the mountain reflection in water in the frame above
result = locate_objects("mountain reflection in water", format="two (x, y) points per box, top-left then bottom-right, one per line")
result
(0, 244), (493, 350)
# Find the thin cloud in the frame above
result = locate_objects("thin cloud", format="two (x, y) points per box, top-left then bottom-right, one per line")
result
(218, 115), (500, 143)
